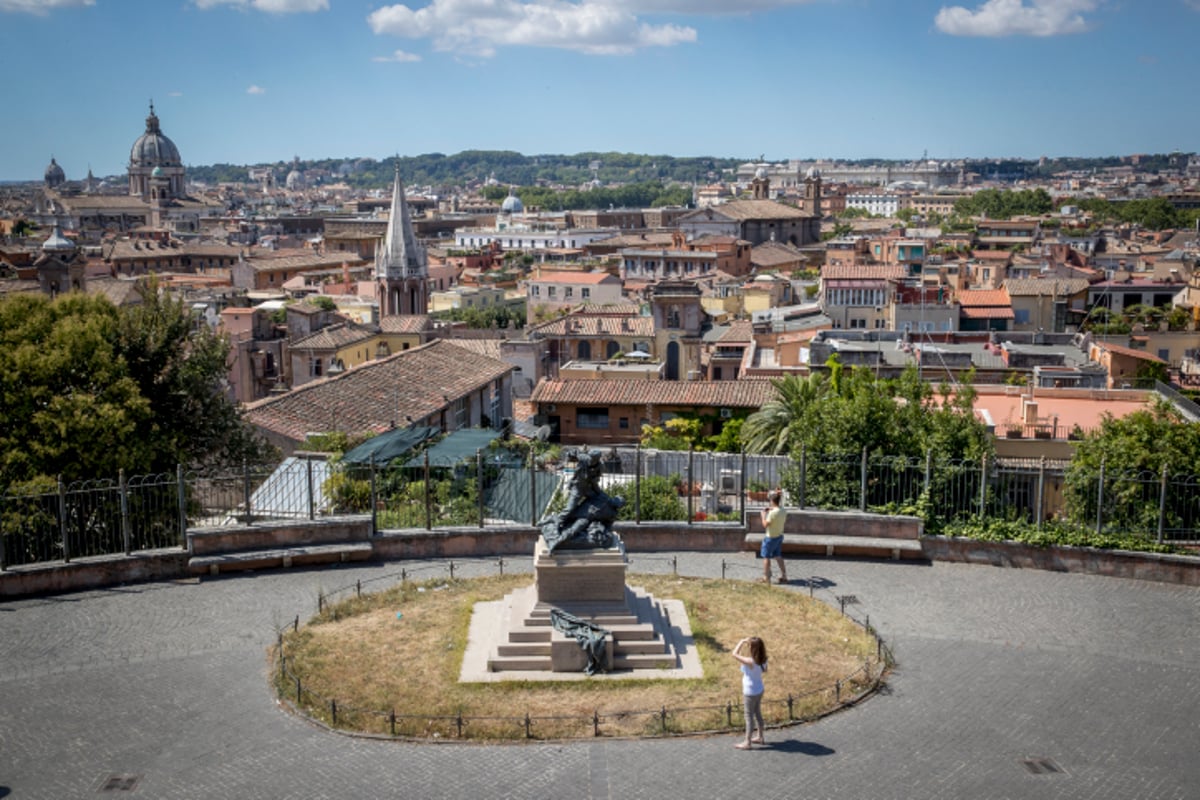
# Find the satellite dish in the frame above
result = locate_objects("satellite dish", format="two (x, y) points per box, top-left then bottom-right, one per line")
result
(535, 425), (552, 442)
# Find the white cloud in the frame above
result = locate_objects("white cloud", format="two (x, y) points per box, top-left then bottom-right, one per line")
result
(935, 0), (1098, 37)
(168, 91), (185, 97)
(246, 85), (267, 94)
(0, 0), (93, 14)
(368, 0), (699, 56)
(194, 0), (328, 12)
(373, 49), (423, 63)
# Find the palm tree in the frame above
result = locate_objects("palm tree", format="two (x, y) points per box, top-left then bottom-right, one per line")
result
(740, 373), (827, 454)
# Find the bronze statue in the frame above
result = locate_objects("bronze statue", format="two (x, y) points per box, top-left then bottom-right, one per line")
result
(539, 451), (625, 552)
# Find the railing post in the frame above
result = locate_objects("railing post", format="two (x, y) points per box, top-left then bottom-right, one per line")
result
(177, 464), (188, 551)
(686, 443), (694, 526)
(1036, 456), (1046, 530)
(369, 457), (378, 537)
(923, 449), (932, 496)
(634, 445), (642, 524)
(1157, 464), (1169, 544)
(528, 449), (537, 526)
(306, 457), (315, 521)
(477, 449), (485, 528)
(423, 448), (432, 531)
(1095, 455), (1106, 535)
(860, 446), (868, 512)
(978, 453), (987, 521)
(799, 443), (807, 509)
(739, 448), (747, 519)
(242, 458), (252, 525)
(58, 475), (69, 563)
(119, 468), (132, 555)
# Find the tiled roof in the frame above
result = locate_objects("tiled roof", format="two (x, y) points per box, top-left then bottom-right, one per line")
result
(291, 322), (373, 350)
(441, 338), (503, 360)
(244, 252), (363, 272)
(577, 302), (641, 315)
(751, 240), (805, 267)
(957, 288), (1011, 307)
(705, 320), (754, 344)
(529, 271), (616, 285)
(531, 379), (775, 408)
(245, 339), (512, 442)
(590, 233), (675, 248)
(1094, 342), (1167, 363)
(378, 314), (433, 334)
(822, 264), (906, 280)
(700, 200), (809, 221)
(533, 315), (655, 337)
(971, 250), (1013, 261)
(960, 306), (1015, 320)
(1003, 278), (1091, 296)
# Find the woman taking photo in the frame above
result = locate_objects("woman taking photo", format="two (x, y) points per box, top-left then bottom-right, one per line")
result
(732, 636), (768, 749)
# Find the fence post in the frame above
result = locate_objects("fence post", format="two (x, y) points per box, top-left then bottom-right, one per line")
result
(306, 457), (315, 521)
(686, 444), (694, 526)
(58, 475), (70, 564)
(859, 446), (868, 512)
(923, 449), (932, 496)
(1036, 456), (1046, 530)
(369, 457), (378, 537)
(119, 468), (132, 555)
(423, 448), (432, 531)
(241, 459), (252, 525)
(1095, 455), (1106, 535)
(177, 464), (188, 551)
(477, 449), (485, 529)
(978, 454), (987, 521)
(528, 448), (537, 526)
(799, 443), (807, 509)
(739, 448), (747, 519)
(635, 445), (642, 524)
(1157, 464), (1169, 544)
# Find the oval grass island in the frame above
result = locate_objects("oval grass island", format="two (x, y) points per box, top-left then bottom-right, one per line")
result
(273, 573), (887, 741)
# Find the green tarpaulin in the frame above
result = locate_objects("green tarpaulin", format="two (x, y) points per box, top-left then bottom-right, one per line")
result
(404, 428), (503, 467)
(484, 468), (560, 525)
(341, 426), (438, 466)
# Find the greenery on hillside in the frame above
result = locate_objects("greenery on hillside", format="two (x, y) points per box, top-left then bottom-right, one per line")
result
(0, 285), (271, 489)
(953, 188), (1054, 219)
(1072, 197), (1200, 231)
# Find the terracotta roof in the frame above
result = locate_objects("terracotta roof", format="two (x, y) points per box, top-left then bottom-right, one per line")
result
(589, 233), (675, 248)
(531, 379), (775, 408)
(532, 315), (655, 337)
(1003, 278), (1091, 296)
(715, 320), (754, 344)
(751, 240), (806, 268)
(529, 271), (616, 285)
(971, 250), (1013, 261)
(821, 264), (906, 280)
(577, 302), (641, 315)
(245, 339), (512, 443)
(378, 314), (433, 334)
(243, 252), (363, 272)
(701, 200), (810, 221)
(441, 338), (503, 360)
(957, 288), (1011, 307)
(1094, 341), (1167, 363)
(291, 322), (373, 350)
(960, 306), (1015, 320)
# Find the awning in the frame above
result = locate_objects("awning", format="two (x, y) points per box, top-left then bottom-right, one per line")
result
(341, 426), (438, 465)
(405, 428), (503, 467)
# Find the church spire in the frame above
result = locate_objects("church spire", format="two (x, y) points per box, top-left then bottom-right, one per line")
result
(376, 162), (428, 316)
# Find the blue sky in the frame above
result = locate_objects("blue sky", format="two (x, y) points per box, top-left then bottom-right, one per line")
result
(2, 0), (1197, 181)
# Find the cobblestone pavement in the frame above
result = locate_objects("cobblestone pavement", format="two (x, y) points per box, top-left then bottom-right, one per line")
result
(2, 552), (1199, 799)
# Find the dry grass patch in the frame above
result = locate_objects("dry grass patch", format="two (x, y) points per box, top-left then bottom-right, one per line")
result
(275, 573), (882, 740)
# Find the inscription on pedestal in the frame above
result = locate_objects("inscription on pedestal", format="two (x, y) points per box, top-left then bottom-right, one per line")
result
(534, 536), (627, 605)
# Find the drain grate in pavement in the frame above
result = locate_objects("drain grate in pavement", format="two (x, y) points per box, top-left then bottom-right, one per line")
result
(99, 774), (142, 792)
(1021, 757), (1064, 775)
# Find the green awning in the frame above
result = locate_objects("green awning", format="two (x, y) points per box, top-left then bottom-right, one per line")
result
(341, 426), (438, 466)
(404, 428), (503, 468)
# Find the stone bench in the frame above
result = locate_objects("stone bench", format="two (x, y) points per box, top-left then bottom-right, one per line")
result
(745, 508), (925, 561)
(187, 542), (373, 576)
(744, 532), (924, 561)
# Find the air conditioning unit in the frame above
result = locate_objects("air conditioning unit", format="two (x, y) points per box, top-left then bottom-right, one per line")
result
(546, 404), (556, 413)
(718, 470), (740, 494)
(719, 407), (732, 419)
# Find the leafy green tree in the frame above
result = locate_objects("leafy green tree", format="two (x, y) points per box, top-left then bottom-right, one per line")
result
(0, 285), (270, 488)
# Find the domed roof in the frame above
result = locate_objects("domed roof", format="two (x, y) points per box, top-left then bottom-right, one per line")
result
(754, 165), (769, 180)
(130, 103), (181, 167)
(286, 169), (305, 190)
(44, 157), (66, 185)
(41, 223), (75, 253)
(501, 191), (523, 214)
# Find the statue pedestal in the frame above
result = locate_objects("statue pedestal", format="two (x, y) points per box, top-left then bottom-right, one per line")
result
(534, 536), (627, 605)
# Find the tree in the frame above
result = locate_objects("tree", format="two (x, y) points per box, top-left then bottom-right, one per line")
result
(0, 285), (271, 488)
(740, 373), (826, 454)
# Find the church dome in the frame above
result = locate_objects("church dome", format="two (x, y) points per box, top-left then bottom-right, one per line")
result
(501, 191), (524, 214)
(44, 157), (66, 187)
(41, 223), (75, 254)
(130, 103), (181, 167)
(286, 169), (305, 190)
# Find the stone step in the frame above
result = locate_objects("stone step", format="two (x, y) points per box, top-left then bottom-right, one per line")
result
(496, 642), (551, 657)
(487, 655), (552, 671)
(525, 613), (642, 627)
(614, 639), (668, 656)
(614, 652), (677, 670)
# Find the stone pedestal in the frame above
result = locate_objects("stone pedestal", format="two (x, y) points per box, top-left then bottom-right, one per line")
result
(534, 535), (627, 605)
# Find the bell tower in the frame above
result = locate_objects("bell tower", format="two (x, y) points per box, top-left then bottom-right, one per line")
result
(375, 164), (428, 316)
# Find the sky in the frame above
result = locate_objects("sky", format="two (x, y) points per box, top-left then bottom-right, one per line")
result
(2, 0), (1198, 181)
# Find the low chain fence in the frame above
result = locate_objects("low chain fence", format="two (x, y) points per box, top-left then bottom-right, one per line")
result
(272, 555), (893, 741)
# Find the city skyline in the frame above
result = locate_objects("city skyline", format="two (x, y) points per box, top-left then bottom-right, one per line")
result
(3, 0), (1198, 181)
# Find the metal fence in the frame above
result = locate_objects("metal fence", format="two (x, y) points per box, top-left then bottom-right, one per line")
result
(4, 447), (1199, 570)
(272, 555), (891, 741)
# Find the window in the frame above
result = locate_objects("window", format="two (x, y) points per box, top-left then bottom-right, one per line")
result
(309, 357), (322, 377)
(577, 407), (610, 430)
(565, 287), (573, 298)
(619, 417), (629, 429)
(548, 286), (557, 298)
(582, 288), (590, 299)
(531, 285), (540, 297)
(1014, 309), (1031, 324)
(850, 318), (866, 329)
